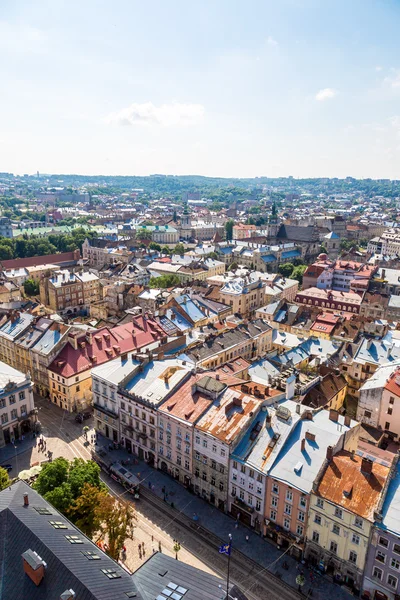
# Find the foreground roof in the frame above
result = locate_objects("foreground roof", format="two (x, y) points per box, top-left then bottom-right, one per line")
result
(0, 481), (142, 600)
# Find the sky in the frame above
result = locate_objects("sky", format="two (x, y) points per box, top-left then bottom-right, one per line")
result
(1, 0), (400, 179)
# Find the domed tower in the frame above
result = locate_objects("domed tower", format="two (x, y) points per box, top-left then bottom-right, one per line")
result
(181, 203), (191, 228)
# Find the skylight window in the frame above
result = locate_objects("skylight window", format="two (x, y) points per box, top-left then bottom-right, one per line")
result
(101, 568), (121, 579)
(157, 582), (188, 600)
(49, 520), (67, 529)
(34, 507), (52, 515)
(81, 550), (101, 560)
(65, 535), (84, 544)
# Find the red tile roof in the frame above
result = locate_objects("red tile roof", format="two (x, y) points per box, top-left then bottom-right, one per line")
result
(49, 316), (166, 377)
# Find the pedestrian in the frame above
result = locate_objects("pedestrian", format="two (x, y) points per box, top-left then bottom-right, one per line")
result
(158, 541), (162, 553)
(152, 484), (155, 492)
(148, 481), (151, 489)
(245, 535), (249, 542)
(235, 523), (238, 529)
(138, 543), (141, 553)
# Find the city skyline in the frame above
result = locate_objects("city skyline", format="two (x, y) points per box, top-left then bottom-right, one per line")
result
(1, 0), (400, 178)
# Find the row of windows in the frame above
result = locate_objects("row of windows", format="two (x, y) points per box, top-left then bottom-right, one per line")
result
(269, 510), (304, 537)
(311, 532), (358, 564)
(232, 486), (262, 511)
(233, 473), (262, 493)
(372, 567), (398, 589)
(195, 470), (224, 490)
(0, 391), (26, 409)
(233, 462), (263, 482)
(315, 498), (364, 528)
(1, 405), (27, 424)
(195, 436), (226, 457)
(313, 514), (361, 544)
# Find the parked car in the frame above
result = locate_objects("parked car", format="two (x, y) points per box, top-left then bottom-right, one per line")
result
(75, 411), (92, 423)
(1, 464), (12, 472)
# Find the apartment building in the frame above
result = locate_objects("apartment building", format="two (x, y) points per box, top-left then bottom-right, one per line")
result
(357, 363), (400, 436)
(39, 269), (100, 315)
(30, 321), (70, 396)
(306, 452), (390, 591)
(0, 363), (35, 447)
(0, 312), (35, 368)
(185, 320), (273, 369)
(218, 277), (265, 316)
(233, 223), (258, 240)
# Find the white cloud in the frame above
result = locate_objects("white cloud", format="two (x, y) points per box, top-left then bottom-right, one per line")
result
(266, 36), (278, 47)
(0, 20), (46, 53)
(315, 88), (338, 101)
(105, 102), (205, 127)
(375, 66), (383, 72)
(384, 70), (400, 88)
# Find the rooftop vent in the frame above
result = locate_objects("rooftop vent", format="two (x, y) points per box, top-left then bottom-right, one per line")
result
(60, 591), (76, 600)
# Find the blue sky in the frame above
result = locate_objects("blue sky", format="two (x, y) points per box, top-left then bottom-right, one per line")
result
(1, 0), (400, 178)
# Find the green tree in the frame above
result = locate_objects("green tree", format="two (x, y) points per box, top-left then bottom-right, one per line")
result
(278, 263), (294, 278)
(0, 466), (10, 491)
(173, 243), (185, 256)
(149, 274), (181, 288)
(228, 261), (238, 272)
(149, 242), (161, 252)
(69, 483), (107, 537)
(161, 246), (171, 255)
(173, 541), (181, 560)
(0, 244), (13, 260)
(136, 229), (152, 241)
(319, 245), (328, 254)
(96, 495), (136, 560)
(225, 219), (234, 241)
(205, 251), (219, 260)
(67, 458), (104, 498)
(45, 482), (74, 513)
(23, 278), (40, 296)
(292, 264), (308, 284)
(34, 457), (69, 496)
(173, 210), (177, 222)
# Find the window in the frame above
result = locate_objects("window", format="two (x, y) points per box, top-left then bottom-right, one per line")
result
(376, 550), (386, 564)
(352, 534), (360, 545)
(241, 465), (246, 474)
(270, 509), (277, 521)
(385, 422), (391, 430)
(388, 407), (393, 416)
(219, 465), (225, 474)
(232, 486), (236, 496)
(1, 414), (7, 424)
(394, 544), (400, 555)
(176, 455), (181, 466)
(0, 399), (5, 409)
(203, 456), (208, 465)
(354, 516), (363, 529)
(240, 477), (245, 486)
(256, 499), (261, 511)
(349, 551), (357, 564)
(364, 410), (372, 418)
(297, 524), (304, 536)
(284, 504), (292, 516)
(202, 472), (207, 482)
(65, 535), (84, 544)
(233, 461), (238, 469)
(283, 518), (290, 530)
(9, 394), (15, 404)
(391, 558), (400, 571)
(286, 489), (293, 502)
(202, 439), (207, 448)
(257, 485), (262, 495)
(49, 520), (67, 529)
(379, 536), (389, 548)
(195, 468), (199, 478)
(330, 541), (338, 554)
(299, 496), (306, 508)
(248, 495), (253, 505)
(34, 507), (52, 515)
(312, 531), (319, 543)
(248, 482), (254, 491)
(298, 511), (305, 522)
(101, 568), (121, 580)
(388, 574), (398, 589)
(221, 448), (226, 458)
(332, 523), (340, 535)
(271, 496), (278, 508)
(219, 481), (224, 491)
(211, 476), (215, 486)
(390, 396), (395, 405)
(314, 514), (322, 525)
(316, 498), (324, 509)
(249, 469), (254, 478)
(373, 567), (383, 580)
(19, 392), (25, 401)
(81, 550), (101, 560)
(10, 409), (17, 420)
(239, 490), (244, 500)
(195, 451), (200, 460)
(272, 483), (279, 495)
(334, 507), (343, 519)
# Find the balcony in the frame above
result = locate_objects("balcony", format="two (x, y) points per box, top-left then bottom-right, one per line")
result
(93, 402), (118, 420)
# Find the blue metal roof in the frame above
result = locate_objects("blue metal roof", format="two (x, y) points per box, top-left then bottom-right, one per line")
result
(261, 255), (276, 263)
(281, 249), (301, 259)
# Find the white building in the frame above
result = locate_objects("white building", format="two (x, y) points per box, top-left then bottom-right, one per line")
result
(0, 362), (35, 447)
(357, 362), (400, 437)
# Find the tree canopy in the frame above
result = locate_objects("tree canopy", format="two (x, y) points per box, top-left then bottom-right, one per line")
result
(0, 467), (10, 492)
(149, 274), (180, 288)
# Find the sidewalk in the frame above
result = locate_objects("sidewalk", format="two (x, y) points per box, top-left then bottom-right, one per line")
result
(95, 437), (352, 600)
(0, 435), (37, 464)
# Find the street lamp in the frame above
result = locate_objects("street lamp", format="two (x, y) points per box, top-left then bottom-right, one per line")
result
(218, 585), (237, 600)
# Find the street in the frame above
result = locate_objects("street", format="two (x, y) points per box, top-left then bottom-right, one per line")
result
(0, 396), (352, 600)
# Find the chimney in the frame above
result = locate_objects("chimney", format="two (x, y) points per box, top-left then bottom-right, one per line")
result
(326, 446), (333, 461)
(329, 408), (339, 422)
(60, 591), (76, 600)
(361, 457), (373, 476)
(22, 549), (47, 586)
(296, 404), (301, 415)
(344, 415), (351, 427)
(301, 438), (306, 452)
(216, 374), (220, 381)
(23, 493), (29, 507)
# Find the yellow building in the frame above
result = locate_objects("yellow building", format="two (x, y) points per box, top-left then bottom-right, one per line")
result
(306, 451), (390, 591)
(218, 277), (265, 317)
